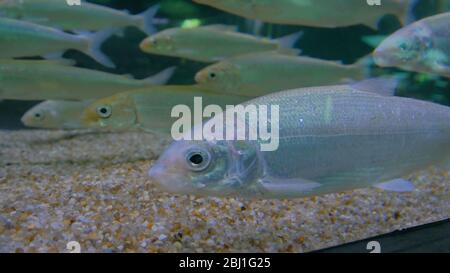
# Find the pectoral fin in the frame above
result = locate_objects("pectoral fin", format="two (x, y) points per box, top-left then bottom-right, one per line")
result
(374, 179), (415, 192)
(258, 177), (322, 198)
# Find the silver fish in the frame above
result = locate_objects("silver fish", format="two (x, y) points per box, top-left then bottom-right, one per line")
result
(0, 0), (161, 34)
(193, 0), (414, 29)
(374, 12), (450, 78)
(0, 17), (114, 67)
(0, 59), (175, 101)
(149, 81), (450, 198)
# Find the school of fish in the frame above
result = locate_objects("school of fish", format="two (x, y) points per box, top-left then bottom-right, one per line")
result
(1, 0), (449, 199)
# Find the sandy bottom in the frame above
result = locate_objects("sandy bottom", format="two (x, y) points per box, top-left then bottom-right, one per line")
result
(0, 130), (448, 253)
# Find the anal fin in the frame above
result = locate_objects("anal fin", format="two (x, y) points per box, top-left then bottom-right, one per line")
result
(374, 178), (415, 192)
(258, 177), (322, 198)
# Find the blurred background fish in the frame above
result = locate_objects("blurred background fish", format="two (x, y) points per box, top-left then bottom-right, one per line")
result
(374, 12), (450, 78)
(0, 60), (175, 100)
(195, 52), (372, 96)
(81, 85), (248, 132)
(139, 25), (302, 62)
(0, 0), (164, 34)
(21, 100), (94, 129)
(0, 17), (115, 67)
(193, 0), (417, 29)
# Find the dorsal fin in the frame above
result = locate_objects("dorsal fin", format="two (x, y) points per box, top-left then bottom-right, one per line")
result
(350, 77), (400, 97)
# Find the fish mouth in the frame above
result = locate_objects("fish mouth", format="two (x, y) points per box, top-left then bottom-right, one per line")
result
(372, 48), (392, 67)
(148, 164), (195, 194)
(20, 114), (31, 127)
(139, 40), (149, 51)
(139, 38), (154, 52)
(194, 72), (204, 83)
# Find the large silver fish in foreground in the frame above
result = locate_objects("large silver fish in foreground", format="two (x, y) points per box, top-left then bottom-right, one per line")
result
(149, 81), (450, 199)
(374, 12), (450, 78)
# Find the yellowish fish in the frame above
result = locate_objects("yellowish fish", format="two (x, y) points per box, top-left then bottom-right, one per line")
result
(21, 100), (93, 130)
(193, 0), (416, 29)
(140, 25), (302, 62)
(82, 85), (249, 133)
(0, 60), (175, 101)
(195, 52), (371, 97)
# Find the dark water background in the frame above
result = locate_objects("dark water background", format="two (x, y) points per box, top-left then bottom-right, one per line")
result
(0, 0), (449, 129)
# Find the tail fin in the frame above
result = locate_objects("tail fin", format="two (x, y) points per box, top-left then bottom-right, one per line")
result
(398, 0), (420, 25)
(275, 31), (303, 49)
(80, 29), (116, 68)
(136, 4), (165, 35)
(142, 66), (176, 85)
(274, 31), (303, 56)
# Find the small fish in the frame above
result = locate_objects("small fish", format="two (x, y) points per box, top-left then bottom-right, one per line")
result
(0, 17), (114, 67)
(140, 25), (302, 62)
(195, 52), (371, 97)
(149, 80), (450, 198)
(0, 0), (162, 34)
(193, 0), (416, 29)
(82, 85), (248, 133)
(374, 12), (450, 78)
(0, 59), (175, 100)
(21, 100), (93, 129)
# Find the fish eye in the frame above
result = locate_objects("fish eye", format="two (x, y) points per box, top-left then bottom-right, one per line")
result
(185, 149), (211, 172)
(209, 72), (217, 79)
(399, 42), (408, 51)
(33, 112), (44, 120)
(96, 105), (112, 118)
